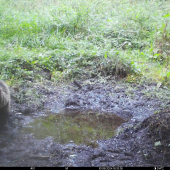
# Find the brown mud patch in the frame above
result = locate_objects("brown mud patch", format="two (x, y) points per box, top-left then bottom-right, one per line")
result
(0, 78), (170, 167)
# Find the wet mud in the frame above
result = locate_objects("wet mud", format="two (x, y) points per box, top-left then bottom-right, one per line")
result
(0, 79), (170, 167)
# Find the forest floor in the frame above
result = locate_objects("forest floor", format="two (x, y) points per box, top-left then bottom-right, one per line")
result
(0, 77), (170, 167)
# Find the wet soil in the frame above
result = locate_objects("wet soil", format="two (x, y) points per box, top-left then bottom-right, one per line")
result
(0, 78), (170, 167)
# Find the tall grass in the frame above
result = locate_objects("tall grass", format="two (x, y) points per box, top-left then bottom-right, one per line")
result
(0, 0), (170, 85)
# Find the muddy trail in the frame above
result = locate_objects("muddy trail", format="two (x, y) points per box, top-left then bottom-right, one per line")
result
(0, 78), (170, 167)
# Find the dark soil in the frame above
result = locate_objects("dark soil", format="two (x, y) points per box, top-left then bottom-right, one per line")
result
(0, 78), (170, 167)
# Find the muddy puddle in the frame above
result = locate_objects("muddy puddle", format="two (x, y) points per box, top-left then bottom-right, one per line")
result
(1, 80), (170, 167)
(20, 109), (126, 147)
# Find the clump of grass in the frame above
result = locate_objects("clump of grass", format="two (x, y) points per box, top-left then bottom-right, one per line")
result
(0, 0), (170, 86)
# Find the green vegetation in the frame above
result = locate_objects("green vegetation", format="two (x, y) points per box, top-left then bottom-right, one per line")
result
(0, 0), (170, 86)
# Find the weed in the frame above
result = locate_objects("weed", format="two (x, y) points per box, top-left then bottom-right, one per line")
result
(0, 0), (169, 86)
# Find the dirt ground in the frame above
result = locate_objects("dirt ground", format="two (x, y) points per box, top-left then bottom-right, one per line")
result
(0, 78), (170, 167)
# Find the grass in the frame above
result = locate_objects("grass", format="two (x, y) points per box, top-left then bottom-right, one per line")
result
(0, 0), (170, 86)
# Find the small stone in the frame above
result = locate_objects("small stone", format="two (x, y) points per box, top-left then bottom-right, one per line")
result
(69, 154), (77, 158)
(15, 112), (22, 115)
(155, 141), (161, 147)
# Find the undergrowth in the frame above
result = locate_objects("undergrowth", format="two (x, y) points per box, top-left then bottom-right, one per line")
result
(0, 0), (170, 86)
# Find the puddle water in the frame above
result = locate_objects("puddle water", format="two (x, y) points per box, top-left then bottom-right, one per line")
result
(20, 110), (127, 147)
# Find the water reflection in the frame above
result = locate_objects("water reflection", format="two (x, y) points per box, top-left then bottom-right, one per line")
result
(21, 110), (126, 147)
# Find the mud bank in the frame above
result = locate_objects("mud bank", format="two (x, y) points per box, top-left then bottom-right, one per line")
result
(0, 79), (170, 167)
